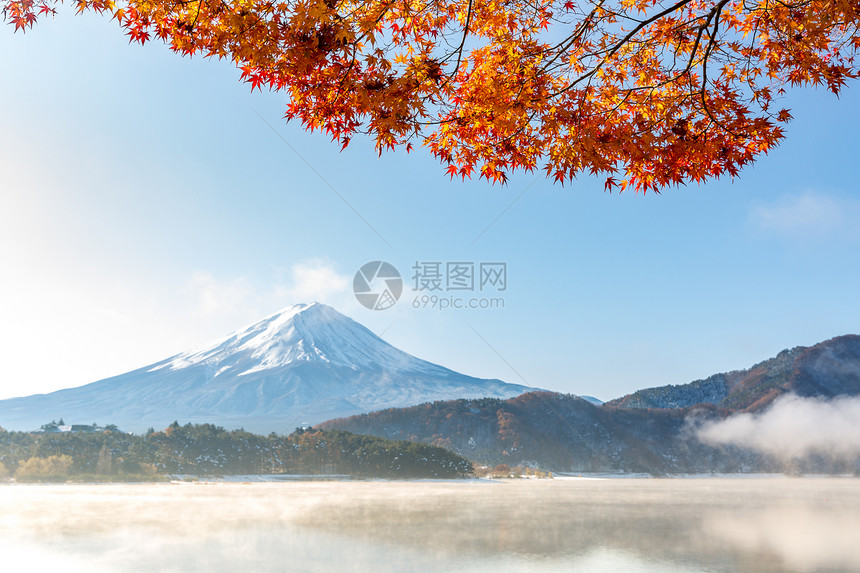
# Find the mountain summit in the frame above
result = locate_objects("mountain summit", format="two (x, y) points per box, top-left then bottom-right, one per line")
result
(159, 302), (459, 376)
(0, 303), (532, 433)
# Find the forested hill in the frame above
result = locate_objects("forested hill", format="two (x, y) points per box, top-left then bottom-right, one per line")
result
(606, 335), (860, 411)
(320, 392), (776, 474)
(0, 424), (473, 481)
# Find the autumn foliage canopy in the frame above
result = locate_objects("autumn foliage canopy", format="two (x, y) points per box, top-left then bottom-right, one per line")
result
(4, 0), (859, 189)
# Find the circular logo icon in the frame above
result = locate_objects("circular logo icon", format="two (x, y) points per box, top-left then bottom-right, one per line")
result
(353, 261), (403, 310)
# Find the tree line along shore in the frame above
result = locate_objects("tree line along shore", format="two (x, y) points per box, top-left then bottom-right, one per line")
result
(0, 422), (474, 482)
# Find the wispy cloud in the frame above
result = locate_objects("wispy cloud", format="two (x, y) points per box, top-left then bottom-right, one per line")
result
(748, 191), (860, 240)
(697, 394), (860, 460)
(185, 258), (353, 323)
(187, 272), (257, 317)
(274, 258), (352, 307)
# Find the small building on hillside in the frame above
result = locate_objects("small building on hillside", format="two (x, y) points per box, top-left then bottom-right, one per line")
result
(34, 421), (121, 434)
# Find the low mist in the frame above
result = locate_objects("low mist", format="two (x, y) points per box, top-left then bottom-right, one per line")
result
(696, 394), (860, 460)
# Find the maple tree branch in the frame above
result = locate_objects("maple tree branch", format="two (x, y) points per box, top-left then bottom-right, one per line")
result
(441, 0), (473, 78)
(4, 0), (857, 188)
(547, 0), (605, 53)
(698, 0), (744, 137)
(550, 0), (706, 97)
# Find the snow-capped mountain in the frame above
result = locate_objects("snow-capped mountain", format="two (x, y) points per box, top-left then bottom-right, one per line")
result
(0, 303), (533, 433)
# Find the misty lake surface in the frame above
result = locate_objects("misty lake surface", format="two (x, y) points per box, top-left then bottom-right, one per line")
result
(1, 478), (858, 572)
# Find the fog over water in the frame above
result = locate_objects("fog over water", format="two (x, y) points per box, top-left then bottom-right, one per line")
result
(1, 478), (859, 572)
(697, 394), (860, 460)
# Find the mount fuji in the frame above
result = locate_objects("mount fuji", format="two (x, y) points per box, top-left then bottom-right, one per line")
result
(0, 303), (532, 433)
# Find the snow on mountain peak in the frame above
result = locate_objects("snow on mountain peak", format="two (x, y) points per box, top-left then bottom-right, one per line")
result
(153, 302), (437, 376)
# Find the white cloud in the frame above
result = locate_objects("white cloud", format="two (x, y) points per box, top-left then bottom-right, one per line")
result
(182, 259), (355, 325)
(274, 258), (352, 307)
(749, 191), (860, 240)
(186, 272), (257, 317)
(697, 394), (860, 459)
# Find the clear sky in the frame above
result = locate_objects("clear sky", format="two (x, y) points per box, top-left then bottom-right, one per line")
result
(1, 11), (859, 403)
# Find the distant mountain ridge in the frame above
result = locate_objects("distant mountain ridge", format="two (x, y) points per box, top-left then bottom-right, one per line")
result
(320, 335), (860, 473)
(0, 303), (532, 433)
(605, 335), (860, 411)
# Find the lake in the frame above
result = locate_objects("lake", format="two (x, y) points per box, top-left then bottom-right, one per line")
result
(1, 477), (858, 572)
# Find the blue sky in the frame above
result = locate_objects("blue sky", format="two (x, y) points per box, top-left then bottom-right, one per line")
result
(1, 11), (859, 403)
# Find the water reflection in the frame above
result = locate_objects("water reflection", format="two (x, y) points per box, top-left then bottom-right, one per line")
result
(1, 478), (858, 572)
